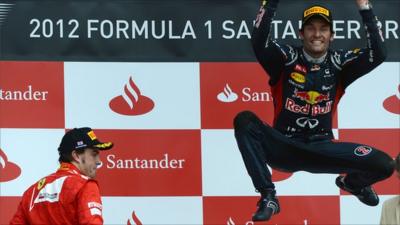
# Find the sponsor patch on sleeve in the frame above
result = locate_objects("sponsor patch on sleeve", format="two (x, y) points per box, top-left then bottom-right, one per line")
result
(88, 201), (103, 216)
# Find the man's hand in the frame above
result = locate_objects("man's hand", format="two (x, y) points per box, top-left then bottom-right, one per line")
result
(356, 0), (368, 4)
(356, 0), (372, 10)
(262, 0), (267, 6)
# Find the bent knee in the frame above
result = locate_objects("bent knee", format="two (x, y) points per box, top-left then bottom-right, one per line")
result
(233, 111), (259, 130)
(375, 153), (395, 179)
(382, 158), (395, 178)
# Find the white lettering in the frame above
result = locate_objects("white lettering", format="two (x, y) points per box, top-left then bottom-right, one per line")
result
(272, 20), (283, 39)
(222, 20), (252, 39)
(87, 19), (99, 38)
(222, 20), (235, 39)
(116, 20), (129, 39)
(273, 20), (398, 40)
(348, 20), (361, 39)
(152, 20), (165, 39)
(106, 154), (185, 169)
(0, 85), (48, 101)
(236, 20), (251, 39)
(182, 21), (197, 39)
(100, 20), (114, 39)
(168, 20), (180, 39)
(132, 20), (148, 39)
(242, 87), (272, 102)
(88, 20), (196, 39)
(85, 19), (397, 40)
(386, 20), (399, 39)
(333, 20), (345, 39)
(282, 21), (296, 39)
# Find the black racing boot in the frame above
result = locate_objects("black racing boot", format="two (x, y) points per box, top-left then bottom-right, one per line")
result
(335, 175), (379, 206)
(252, 190), (280, 221)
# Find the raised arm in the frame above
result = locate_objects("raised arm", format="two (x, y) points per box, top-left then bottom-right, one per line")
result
(339, 0), (387, 88)
(252, 0), (289, 86)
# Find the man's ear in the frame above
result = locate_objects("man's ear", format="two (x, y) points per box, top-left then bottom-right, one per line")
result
(71, 150), (81, 163)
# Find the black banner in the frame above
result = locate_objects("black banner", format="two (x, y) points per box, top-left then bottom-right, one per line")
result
(0, 0), (399, 61)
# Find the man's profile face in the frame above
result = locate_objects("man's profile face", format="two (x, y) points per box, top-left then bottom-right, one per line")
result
(300, 17), (334, 58)
(76, 148), (100, 179)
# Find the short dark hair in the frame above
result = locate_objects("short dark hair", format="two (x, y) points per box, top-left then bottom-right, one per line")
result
(58, 148), (85, 163)
(395, 153), (400, 173)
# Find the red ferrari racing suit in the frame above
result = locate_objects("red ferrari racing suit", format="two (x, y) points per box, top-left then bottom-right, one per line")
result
(10, 163), (103, 225)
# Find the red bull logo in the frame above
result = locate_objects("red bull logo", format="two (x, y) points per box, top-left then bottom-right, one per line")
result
(285, 98), (333, 116)
(293, 90), (330, 105)
(294, 64), (307, 74)
(311, 101), (332, 116)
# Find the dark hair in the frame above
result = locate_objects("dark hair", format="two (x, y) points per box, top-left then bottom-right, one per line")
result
(58, 148), (85, 163)
(395, 153), (400, 173)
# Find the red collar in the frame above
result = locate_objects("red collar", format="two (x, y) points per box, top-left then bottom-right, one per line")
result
(58, 162), (81, 174)
(58, 162), (92, 181)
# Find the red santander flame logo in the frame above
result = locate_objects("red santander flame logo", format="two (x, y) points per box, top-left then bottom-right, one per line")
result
(0, 148), (21, 182)
(383, 84), (400, 114)
(268, 165), (293, 182)
(127, 211), (142, 225)
(109, 76), (154, 115)
(272, 169), (293, 182)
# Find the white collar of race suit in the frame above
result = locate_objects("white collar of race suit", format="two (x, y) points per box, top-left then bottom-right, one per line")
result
(302, 48), (327, 64)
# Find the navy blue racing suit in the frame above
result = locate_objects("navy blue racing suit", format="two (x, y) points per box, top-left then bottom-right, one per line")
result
(234, 0), (394, 192)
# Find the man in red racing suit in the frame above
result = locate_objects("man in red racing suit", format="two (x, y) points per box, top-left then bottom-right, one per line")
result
(234, 0), (395, 221)
(10, 127), (113, 225)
